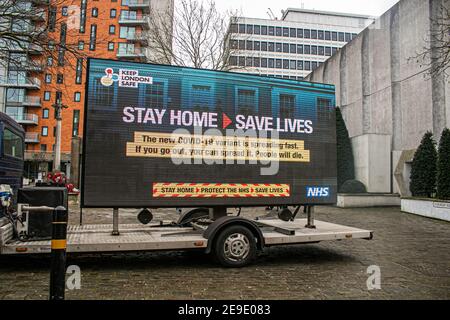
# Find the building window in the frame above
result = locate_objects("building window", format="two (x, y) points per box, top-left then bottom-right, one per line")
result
(108, 42), (115, 51)
(290, 28), (296, 37)
(45, 74), (52, 83)
(41, 126), (48, 137)
(311, 30), (317, 39)
(44, 91), (51, 101)
(72, 110), (80, 137)
(304, 61), (311, 71)
(110, 9), (117, 18)
(245, 57), (252, 67)
(56, 74), (63, 84)
(238, 56), (245, 67)
(311, 46), (317, 55)
(276, 59), (282, 69)
(89, 24), (97, 50)
(47, 57), (53, 66)
(238, 40), (245, 50)
(62, 6), (68, 16)
(40, 144), (47, 152)
(229, 23), (238, 33)
(297, 60), (303, 70)
(297, 44), (303, 54)
(246, 24), (253, 34)
(312, 61), (318, 70)
(261, 26), (267, 35)
(276, 27), (282, 36)
(229, 39), (238, 49)
(297, 28), (303, 38)
(318, 30), (324, 40)
(338, 32), (345, 42)
(55, 91), (62, 104)
(74, 92), (81, 102)
(78, 41), (84, 50)
(254, 41), (260, 51)
(92, 7), (98, 17)
(109, 25), (115, 34)
(325, 31), (331, 41)
(318, 46), (324, 56)
(42, 108), (49, 119)
(58, 23), (67, 66)
(254, 25), (260, 35)
(325, 47), (332, 56)
(80, 0), (87, 33)
(268, 26), (274, 36)
(345, 33), (352, 42)
(282, 27), (289, 37)
(275, 43), (282, 52)
(246, 40), (253, 50)
(229, 56), (237, 66)
(304, 45), (310, 55)
(332, 32), (338, 41)
(238, 24), (245, 34)
(268, 58), (274, 68)
(283, 59), (289, 69)
(261, 42), (267, 51)
(76, 58), (83, 84)
(48, 7), (57, 32)
(48, 41), (55, 50)
(304, 29), (310, 39)
(261, 58), (267, 68)
(290, 44), (296, 54)
(282, 43), (289, 53)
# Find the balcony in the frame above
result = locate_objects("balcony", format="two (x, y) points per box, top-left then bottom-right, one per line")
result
(119, 14), (150, 28)
(117, 47), (147, 60)
(0, 77), (41, 89)
(127, 0), (150, 12)
(9, 42), (43, 55)
(25, 132), (39, 144)
(7, 113), (39, 125)
(6, 96), (42, 108)
(10, 61), (44, 73)
(126, 31), (149, 45)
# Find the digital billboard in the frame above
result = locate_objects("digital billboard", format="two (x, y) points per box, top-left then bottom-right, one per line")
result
(82, 58), (337, 208)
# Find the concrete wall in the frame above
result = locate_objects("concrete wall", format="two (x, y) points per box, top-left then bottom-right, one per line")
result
(306, 0), (450, 195)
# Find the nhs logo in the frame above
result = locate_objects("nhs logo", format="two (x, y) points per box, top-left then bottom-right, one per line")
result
(306, 186), (330, 198)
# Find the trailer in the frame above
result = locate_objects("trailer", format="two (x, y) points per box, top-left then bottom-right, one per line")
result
(0, 207), (372, 267)
(0, 59), (373, 267)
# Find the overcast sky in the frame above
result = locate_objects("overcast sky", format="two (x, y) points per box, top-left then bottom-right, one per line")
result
(216, 0), (400, 19)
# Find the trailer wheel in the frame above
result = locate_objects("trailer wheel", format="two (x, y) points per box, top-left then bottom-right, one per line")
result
(213, 225), (257, 267)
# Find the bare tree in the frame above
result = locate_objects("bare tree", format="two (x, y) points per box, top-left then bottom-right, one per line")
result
(147, 0), (244, 71)
(412, 0), (450, 78)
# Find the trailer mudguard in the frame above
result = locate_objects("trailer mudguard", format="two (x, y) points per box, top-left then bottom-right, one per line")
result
(203, 216), (265, 254)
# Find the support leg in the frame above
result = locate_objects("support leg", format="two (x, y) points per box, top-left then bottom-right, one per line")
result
(209, 207), (227, 220)
(112, 208), (120, 235)
(305, 206), (316, 229)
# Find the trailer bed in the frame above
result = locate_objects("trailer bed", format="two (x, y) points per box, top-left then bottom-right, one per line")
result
(0, 219), (372, 255)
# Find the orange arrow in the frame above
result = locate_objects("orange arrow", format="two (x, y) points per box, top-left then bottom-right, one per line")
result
(222, 113), (232, 129)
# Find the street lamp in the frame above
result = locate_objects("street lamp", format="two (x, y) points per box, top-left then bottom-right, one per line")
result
(52, 99), (68, 172)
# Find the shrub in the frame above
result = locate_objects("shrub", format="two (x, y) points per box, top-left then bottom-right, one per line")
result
(339, 179), (367, 194)
(437, 128), (450, 200)
(336, 107), (355, 192)
(410, 131), (437, 197)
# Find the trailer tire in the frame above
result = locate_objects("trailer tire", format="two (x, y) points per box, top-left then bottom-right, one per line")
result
(213, 225), (257, 267)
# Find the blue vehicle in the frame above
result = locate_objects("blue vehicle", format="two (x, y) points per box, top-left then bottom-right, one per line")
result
(0, 112), (24, 216)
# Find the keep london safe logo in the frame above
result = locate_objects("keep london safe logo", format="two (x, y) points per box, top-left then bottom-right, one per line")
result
(101, 67), (153, 88)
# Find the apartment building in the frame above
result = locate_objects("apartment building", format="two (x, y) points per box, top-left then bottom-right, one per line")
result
(0, 0), (174, 180)
(227, 8), (375, 79)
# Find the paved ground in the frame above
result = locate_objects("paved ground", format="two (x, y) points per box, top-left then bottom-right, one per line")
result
(0, 206), (449, 300)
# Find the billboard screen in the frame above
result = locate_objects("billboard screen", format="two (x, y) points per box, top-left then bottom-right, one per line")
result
(82, 58), (337, 208)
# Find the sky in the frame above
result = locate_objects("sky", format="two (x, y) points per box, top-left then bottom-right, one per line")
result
(215, 0), (400, 19)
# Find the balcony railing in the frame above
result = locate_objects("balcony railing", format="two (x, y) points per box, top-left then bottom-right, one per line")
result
(25, 132), (40, 143)
(6, 95), (42, 107)
(126, 31), (149, 45)
(7, 113), (39, 125)
(128, 0), (150, 12)
(117, 47), (147, 59)
(119, 14), (150, 28)
(0, 77), (41, 89)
